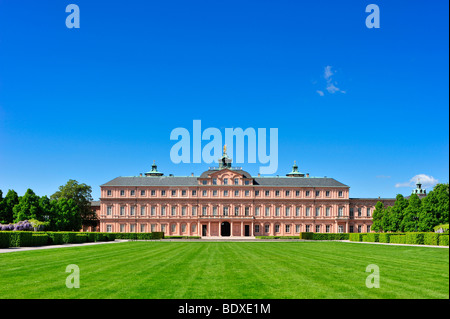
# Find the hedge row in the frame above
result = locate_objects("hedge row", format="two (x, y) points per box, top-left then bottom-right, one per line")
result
(348, 232), (449, 246)
(298, 232), (349, 240)
(110, 232), (164, 240)
(256, 236), (300, 239)
(0, 231), (116, 248)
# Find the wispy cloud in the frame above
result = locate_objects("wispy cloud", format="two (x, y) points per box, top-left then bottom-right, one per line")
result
(395, 174), (438, 189)
(376, 175), (391, 179)
(316, 66), (346, 96)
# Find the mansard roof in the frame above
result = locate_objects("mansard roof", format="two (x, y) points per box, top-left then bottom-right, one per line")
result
(199, 169), (253, 179)
(101, 175), (348, 188)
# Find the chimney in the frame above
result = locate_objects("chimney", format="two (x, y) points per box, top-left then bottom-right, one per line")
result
(191, 173), (194, 177)
(258, 173), (261, 177)
(139, 173), (142, 177)
(306, 173), (310, 178)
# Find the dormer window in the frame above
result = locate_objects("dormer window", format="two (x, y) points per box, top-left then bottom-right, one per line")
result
(244, 180), (250, 185)
(212, 178), (217, 185)
(234, 178), (239, 185)
(202, 180), (207, 185)
(223, 178), (228, 185)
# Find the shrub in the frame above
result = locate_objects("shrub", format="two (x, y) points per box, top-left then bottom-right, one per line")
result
(299, 232), (314, 240)
(349, 233), (365, 242)
(47, 232), (64, 245)
(0, 232), (10, 248)
(86, 233), (96, 242)
(31, 233), (49, 246)
(378, 233), (392, 243)
(311, 233), (349, 240)
(74, 234), (88, 243)
(424, 233), (439, 246)
(9, 232), (33, 247)
(439, 235), (449, 246)
(389, 235), (406, 244)
(362, 233), (379, 242)
(405, 232), (427, 245)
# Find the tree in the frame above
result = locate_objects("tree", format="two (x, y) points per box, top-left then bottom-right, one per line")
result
(401, 193), (421, 232)
(12, 188), (40, 222)
(51, 198), (82, 231)
(372, 201), (385, 232)
(418, 183), (449, 232)
(51, 179), (97, 230)
(0, 189), (19, 224)
(383, 194), (408, 232)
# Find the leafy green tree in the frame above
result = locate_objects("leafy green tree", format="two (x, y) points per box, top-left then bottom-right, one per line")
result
(418, 183), (449, 231)
(381, 206), (392, 232)
(371, 201), (385, 232)
(51, 179), (97, 229)
(401, 193), (421, 232)
(38, 195), (52, 221)
(51, 198), (82, 231)
(0, 189), (19, 224)
(12, 188), (40, 222)
(382, 194), (408, 232)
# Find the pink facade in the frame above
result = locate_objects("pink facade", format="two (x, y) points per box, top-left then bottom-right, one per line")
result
(98, 158), (395, 237)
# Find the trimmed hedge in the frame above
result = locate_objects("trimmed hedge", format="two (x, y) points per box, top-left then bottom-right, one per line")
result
(0, 232), (11, 248)
(9, 232), (33, 247)
(111, 232), (164, 240)
(349, 233), (365, 242)
(362, 233), (380, 243)
(31, 233), (49, 246)
(439, 235), (449, 246)
(299, 232), (314, 240)
(256, 236), (300, 239)
(389, 235), (406, 244)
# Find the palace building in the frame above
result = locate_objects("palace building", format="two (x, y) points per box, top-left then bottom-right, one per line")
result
(98, 149), (396, 237)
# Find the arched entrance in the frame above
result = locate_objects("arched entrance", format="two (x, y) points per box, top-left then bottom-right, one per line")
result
(221, 222), (231, 236)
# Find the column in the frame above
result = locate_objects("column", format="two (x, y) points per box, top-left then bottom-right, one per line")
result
(231, 221), (234, 237)
(240, 221), (243, 237)
(208, 221), (211, 237)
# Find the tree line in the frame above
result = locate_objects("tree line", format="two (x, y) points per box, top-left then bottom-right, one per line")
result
(0, 180), (98, 231)
(372, 183), (449, 232)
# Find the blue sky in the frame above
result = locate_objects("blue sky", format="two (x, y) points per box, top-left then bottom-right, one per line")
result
(0, 0), (448, 200)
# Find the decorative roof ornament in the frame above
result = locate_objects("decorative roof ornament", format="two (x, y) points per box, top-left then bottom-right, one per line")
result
(286, 160), (305, 177)
(144, 160), (164, 176)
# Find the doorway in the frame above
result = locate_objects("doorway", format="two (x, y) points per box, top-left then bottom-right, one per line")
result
(202, 225), (207, 236)
(244, 225), (250, 236)
(221, 222), (231, 236)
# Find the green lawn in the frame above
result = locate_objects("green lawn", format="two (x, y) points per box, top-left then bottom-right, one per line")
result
(0, 241), (448, 299)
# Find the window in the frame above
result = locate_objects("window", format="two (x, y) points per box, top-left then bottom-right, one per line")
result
(285, 190), (290, 196)
(234, 178), (239, 185)
(202, 190), (207, 196)
(235, 207), (239, 216)
(106, 225), (112, 232)
(223, 178), (228, 185)
(367, 208), (371, 217)
(131, 190), (135, 196)
(120, 224), (125, 232)
(305, 225), (310, 232)
(265, 207), (270, 216)
(275, 207), (280, 216)
(191, 224), (196, 233)
(120, 206), (125, 216)
(306, 207), (310, 216)
(358, 208), (362, 217)
(245, 207), (249, 216)
(326, 225), (330, 233)
(130, 206), (135, 216)
(140, 206), (146, 216)
(265, 190), (270, 196)
(275, 224), (280, 233)
(202, 180), (207, 185)
(367, 225), (371, 232)
(161, 206), (166, 216)
(202, 207), (207, 216)
(338, 191), (343, 197)
(326, 191), (330, 197)
(140, 190), (145, 196)
(171, 224), (176, 233)
(245, 190), (250, 196)
(171, 206), (176, 216)
(120, 190), (125, 196)
(255, 225), (260, 233)
(107, 206), (112, 216)
(171, 190), (176, 196)
(338, 225), (344, 233)
(151, 206), (156, 216)
(358, 225), (362, 233)
(295, 190), (300, 197)
(223, 207), (229, 216)
(338, 207), (344, 217)
(151, 190), (156, 196)
(315, 207), (320, 217)
(349, 226), (354, 233)
(285, 224), (290, 233)
(255, 190), (260, 196)
(192, 207), (197, 216)
(275, 190), (280, 197)
(265, 224), (270, 233)
(212, 178), (217, 185)
(182, 207), (186, 216)
(326, 207), (330, 217)
(213, 206), (218, 216)
(213, 190), (218, 196)
(192, 190), (197, 196)
(107, 190), (112, 196)
(181, 224), (186, 233)
(161, 190), (166, 196)
(234, 190), (239, 196)
(255, 207), (260, 216)
(224, 190), (229, 196)
(285, 207), (290, 216)
(161, 224), (166, 232)
(295, 225), (300, 233)
(315, 225), (320, 233)
(244, 180), (249, 185)
(306, 190), (310, 197)
(130, 224), (135, 232)
(315, 190), (320, 197)
(140, 224), (146, 233)
(296, 207), (300, 216)
(350, 208), (354, 217)
(181, 190), (186, 196)
(151, 224), (156, 232)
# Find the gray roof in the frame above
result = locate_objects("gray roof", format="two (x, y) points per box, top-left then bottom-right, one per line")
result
(101, 176), (348, 188)
(199, 169), (253, 179)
